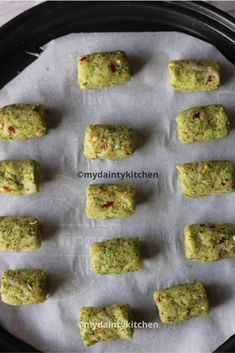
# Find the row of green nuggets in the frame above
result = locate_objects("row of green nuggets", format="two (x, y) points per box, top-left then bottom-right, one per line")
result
(84, 104), (229, 154)
(0, 216), (235, 260)
(0, 158), (233, 198)
(0, 103), (229, 144)
(77, 50), (221, 91)
(0, 270), (209, 345)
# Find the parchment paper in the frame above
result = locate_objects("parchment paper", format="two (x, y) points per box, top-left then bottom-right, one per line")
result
(0, 32), (234, 353)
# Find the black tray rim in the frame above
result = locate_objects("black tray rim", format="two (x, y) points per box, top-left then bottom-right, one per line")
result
(0, 1), (234, 352)
(0, 1), (234, 88)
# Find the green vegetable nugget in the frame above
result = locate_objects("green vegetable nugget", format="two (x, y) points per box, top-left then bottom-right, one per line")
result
(176, 104), (229, 144)
(79, 304), (133, 346)
(153, 282), (209, 324)
(0, 216), (41, 251)
(90, 237), (143, 274)
(176, 160), (234, 198)
(0, 104), (47, 140)
(0, 159), (40, 195)
(185, 223), (235, 262)
(78, 50), (131, 89)
(84, 124), (136, 160)
(1, 269), (48, 305)
(86, 184), (136, 220)
(168, 60), (220, 91)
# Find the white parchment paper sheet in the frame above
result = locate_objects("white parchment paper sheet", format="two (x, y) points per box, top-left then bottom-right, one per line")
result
(0, 32), (234, 353)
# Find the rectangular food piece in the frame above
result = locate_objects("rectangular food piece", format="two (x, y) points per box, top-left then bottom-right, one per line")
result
(79, 304), (133, 346)
(0, 159), (40, 195)
(0, 104), (47, 141)
(90, 237), (143, 274)
(78, 50), (131, 89)
(1, 269), (48, 305)
(184, 223), (235, 262)
(176, 104), (229, 144)
(168, 60), (220, 91)
(83, 124), (136, 160)
(86, 184), (136, 220)
(176, 160), (234, 198)
(153, 282), (209, 324)
(0, 216), (41, 251)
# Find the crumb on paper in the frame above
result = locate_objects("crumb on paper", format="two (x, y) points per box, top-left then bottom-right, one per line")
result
(25, 51), (40, 58)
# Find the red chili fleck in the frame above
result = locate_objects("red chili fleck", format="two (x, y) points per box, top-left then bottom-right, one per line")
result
(192, 113), (200, 120)
(218, 238), (225, 244)
(2, 186), (12, 192)
(8, 126), (16, 133)
(103, 201), (114, 208)
(80, 56), (86, 61)
(100, 142), (108, 149)
(156, 297), (161, 303)
(110, 63), (116, 73)
(207, 75), (213, 82)
(221, 182), (226, 186)
(32, 106), (39, 112)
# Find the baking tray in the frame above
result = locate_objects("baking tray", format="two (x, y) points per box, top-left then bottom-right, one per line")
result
(0, 1), (234, 352)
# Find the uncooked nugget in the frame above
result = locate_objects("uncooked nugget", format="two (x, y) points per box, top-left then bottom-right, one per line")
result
(78, 50), (131, 89)
(0, 104), (47, 140)
(83, 124), (136, 159)
(0, 159), (40, 195)
(153, 282), (209, 324)
(176, 160), (234, 198)
(176, 104), (229, 144)
(0, 216), (41, 251)
(90, 237), (143, 274)
(85, 184), (136, 220)
(184, 223), (235, 261)
(168, 60), (220, 91)
(79, 304), (133, 346)
(1, 269), (48, 305)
